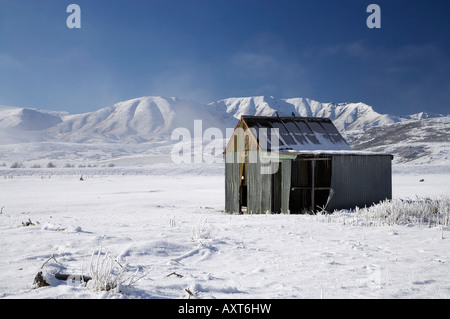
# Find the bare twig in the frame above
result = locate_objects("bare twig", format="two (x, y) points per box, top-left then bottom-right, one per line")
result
(185, 288), (199, 299)
(167, 271), (183, 278)
(22, 218), (35, 227)
(185, 288), (194, 299)
(170, 258), (182, 265)
(40, 254), (58, 269)
(0, 206), (4, 214)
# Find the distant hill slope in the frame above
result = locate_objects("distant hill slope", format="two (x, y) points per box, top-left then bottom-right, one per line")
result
(345, 116), (450, 165)
(45, 96), (230, 143)
(0, 105), (64, 131)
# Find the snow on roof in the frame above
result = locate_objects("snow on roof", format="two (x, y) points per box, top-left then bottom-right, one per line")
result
(241, 115), (352, 152)
(279, 150), (393, 157)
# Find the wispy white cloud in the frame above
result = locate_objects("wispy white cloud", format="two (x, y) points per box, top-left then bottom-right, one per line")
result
(143, 58), (219, 103)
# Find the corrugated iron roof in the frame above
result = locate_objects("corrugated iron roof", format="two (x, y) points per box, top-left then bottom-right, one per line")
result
(240, 115), (351, 152)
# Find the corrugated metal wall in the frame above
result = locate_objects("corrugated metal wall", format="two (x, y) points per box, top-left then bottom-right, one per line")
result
(247, 151), (272, 214)
(247, 154), (291, 214)
(226, 151), (292, 214)
(280, 159), (291, 214)
(267, 159), (290, 214)
(224, 152), (240, 213)
(326, 154), (392, 211)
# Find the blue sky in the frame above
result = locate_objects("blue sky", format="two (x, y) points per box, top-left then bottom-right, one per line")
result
(0, 0), (449, 116)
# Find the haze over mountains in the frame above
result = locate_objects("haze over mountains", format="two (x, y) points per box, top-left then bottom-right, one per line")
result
(0, 95), (448, 166)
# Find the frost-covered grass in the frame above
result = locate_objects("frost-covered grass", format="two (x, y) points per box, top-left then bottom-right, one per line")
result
(190, 218), (215, 242)
(357, 196), (450, 227)
(87, 247), (149, 293)
(321, 195), (450, 227)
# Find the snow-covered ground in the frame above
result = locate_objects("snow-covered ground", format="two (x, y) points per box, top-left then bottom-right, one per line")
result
(0, 163), (449, 299)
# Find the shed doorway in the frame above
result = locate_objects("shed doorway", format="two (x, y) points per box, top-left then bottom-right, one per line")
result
(289, 156), (332, 213)
(239, 159), (248, 214)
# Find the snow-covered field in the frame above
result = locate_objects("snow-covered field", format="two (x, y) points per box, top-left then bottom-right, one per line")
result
(1, 163), (449, 299)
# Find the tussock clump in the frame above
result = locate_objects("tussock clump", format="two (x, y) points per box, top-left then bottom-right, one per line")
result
(325, 195), (450, 227)
(190, 218), (214, 242)
(87, 247), (149, 293)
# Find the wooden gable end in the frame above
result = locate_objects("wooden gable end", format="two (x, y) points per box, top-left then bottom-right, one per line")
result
(224, 118), (260, 154)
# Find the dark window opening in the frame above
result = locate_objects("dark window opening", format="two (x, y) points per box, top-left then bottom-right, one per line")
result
(289, 156), (332, 213)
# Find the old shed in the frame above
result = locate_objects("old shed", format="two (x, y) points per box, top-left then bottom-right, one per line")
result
(224, 115), (392, 214)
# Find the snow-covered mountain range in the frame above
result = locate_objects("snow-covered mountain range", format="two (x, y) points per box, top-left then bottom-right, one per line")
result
(210, 96), (403, 132)
(0, 95), (448, 166)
